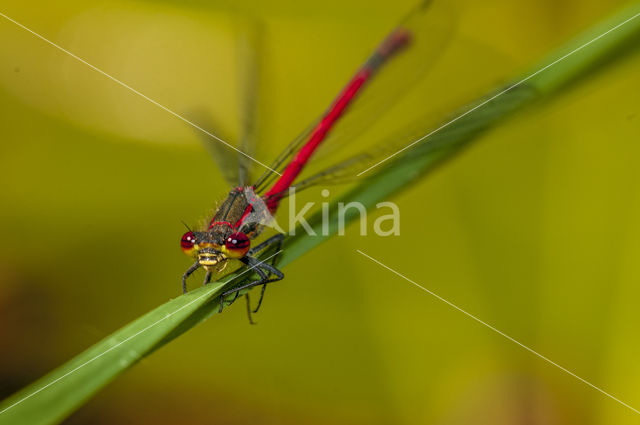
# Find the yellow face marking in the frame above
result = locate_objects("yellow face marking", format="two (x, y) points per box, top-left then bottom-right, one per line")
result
(198, 242), (222, 250)
(198, 252), (227, 267)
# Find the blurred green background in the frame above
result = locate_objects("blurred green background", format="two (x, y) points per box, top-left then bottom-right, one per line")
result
(1, 0), (640, 424)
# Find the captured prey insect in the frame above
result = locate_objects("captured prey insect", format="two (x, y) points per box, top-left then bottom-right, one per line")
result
(180, 0), (452, 319)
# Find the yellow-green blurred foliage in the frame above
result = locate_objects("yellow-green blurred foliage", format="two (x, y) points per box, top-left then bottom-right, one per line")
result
(1, 0), (639, 424)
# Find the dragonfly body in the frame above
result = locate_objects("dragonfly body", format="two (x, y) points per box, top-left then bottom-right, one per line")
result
(264, 29), (411, 211)
(181, 186), (269, 271)
(180, 0), (448, 319)
(180, 185), (284, 321)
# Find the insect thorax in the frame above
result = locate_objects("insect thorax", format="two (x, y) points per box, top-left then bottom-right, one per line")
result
(208, 186), (272, 242)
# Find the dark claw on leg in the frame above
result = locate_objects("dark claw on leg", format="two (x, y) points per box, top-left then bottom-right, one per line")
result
(253, 284), (267, 314)
(245, 294), (256, 325)
(181, 261), (200, 294)
(218, 290), (241, 314)
(214, 233), (285, 321)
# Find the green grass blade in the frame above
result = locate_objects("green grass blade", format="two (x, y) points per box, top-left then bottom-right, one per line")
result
(0, 280), (227, 425)
(1, 3), (639, 424)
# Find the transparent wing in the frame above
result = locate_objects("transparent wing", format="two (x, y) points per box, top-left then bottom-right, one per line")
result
(274, 82), (538, 198)
(186, 108), (240, 186)
(254, 0), (454, 192)
(264, 117), (435, 199)
(236, 17), (264, 186)
(291, 113), (446, 191)
(185, 19), (264, 187)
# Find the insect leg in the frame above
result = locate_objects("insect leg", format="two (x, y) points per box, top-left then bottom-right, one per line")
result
(247, 233), (284, 312)
(247, 233), (284, 256)
(182, 261), (200, 294)
(253, 237), (284, 313)
(220, 276), (282, 306)
(217, 238), (285, 316)
(255, 285), (267, 314)
(245, 294), (256, 325)
(247, 257), (284, 280)
(203, 270), (212, 285)
(218, 262), (268, 314)
(220, 257), (284, 305)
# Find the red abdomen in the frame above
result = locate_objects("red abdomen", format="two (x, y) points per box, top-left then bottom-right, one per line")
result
(263, 28), (412, 212)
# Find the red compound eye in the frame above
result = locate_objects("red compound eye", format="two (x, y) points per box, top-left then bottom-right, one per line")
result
(180, 231), (197, 256)
(224, 232), (250, 258)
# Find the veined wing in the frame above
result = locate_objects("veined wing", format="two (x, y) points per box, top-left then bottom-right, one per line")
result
(187, 108), (240, 186)
(254, 0), (454, 194)
(236, 17), (263, 186)
(187, 18), (264, 187)
(278, 83), (539, 197)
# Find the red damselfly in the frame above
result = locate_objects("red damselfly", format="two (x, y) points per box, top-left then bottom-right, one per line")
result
(180, 0), (451, 320)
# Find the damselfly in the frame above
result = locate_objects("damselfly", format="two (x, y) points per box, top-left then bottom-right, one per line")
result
(180, 0), (451, 320)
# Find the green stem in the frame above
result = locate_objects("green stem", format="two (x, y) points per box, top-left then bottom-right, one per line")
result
(531, 1), (640, 94)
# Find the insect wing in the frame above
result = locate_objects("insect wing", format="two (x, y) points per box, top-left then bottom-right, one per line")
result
(255, 0), (454, 190)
